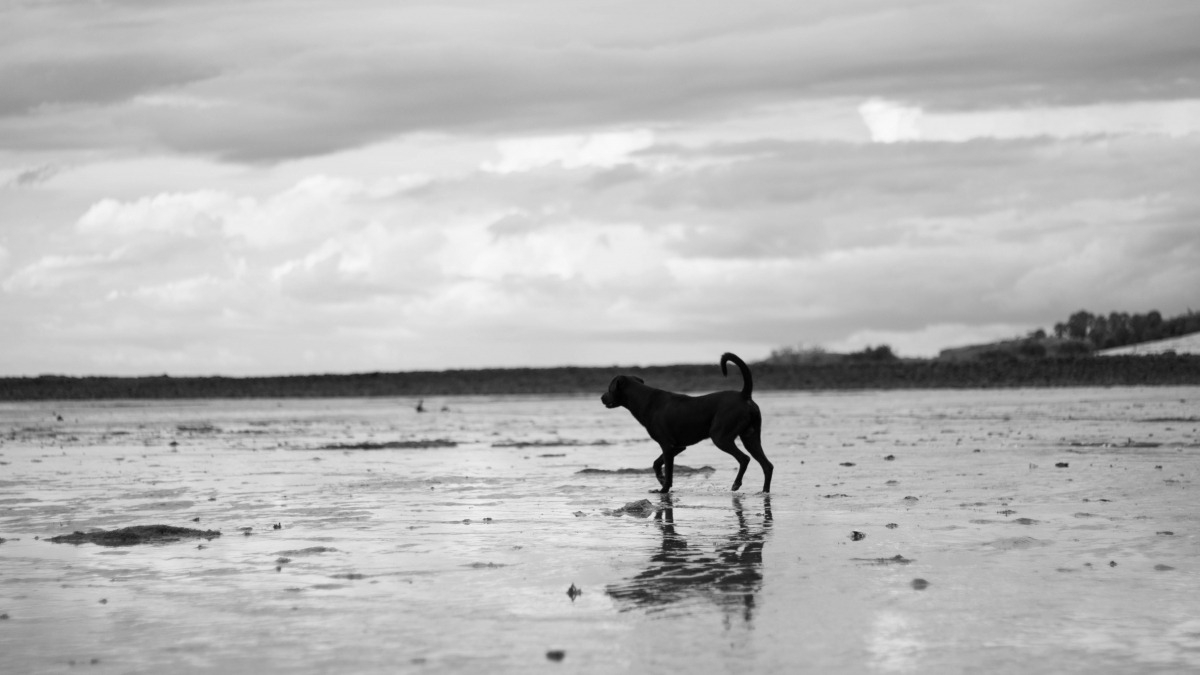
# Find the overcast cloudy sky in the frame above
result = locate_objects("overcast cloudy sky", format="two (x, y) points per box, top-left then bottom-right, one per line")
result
(2, 0), (1199, 376)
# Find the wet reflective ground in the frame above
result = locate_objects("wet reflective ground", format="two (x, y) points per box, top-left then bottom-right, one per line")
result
(2, 388), (1199, 673)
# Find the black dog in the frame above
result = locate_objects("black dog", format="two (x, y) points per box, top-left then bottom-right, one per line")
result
(601, 353), (772, 493)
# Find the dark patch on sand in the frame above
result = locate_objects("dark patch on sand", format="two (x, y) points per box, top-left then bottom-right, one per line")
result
(275, 546), (339, 556)
(48, 525), (221, 547)
(577, 465), (715, 475)
(603, 499), (660, 517)
(493, 439), (612, 448)
(1066, 439), (1162, 450)
(320, 439), (456, 450)
(984, 536), (1051, 550)
(852, 554), (913, 565)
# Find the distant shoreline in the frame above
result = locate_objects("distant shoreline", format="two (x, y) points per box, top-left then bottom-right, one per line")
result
(3, 354), (1199, 401)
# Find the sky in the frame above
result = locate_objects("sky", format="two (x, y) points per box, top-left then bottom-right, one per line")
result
(2, 0), (1199, 376)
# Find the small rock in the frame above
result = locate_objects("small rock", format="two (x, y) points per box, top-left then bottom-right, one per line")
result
(850, 531), (866, 541)
(1154, 564), (1175, 571)
(1055, 462), (1069, 468)
(546, 650), (566, 662)
(1157, 531), (1175, 536)
(840, 462), (856, 467)
(885, 523), (899, 529)
(911, 578), (930, 590)
(1109, 561), (1118, 567)
(884, 454), (895, 461)
(567, 583), (582, 601)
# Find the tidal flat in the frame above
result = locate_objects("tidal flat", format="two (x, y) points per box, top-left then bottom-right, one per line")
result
(1, 388), (1198, 673)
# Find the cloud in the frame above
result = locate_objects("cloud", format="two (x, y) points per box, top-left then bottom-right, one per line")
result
(3, 1), (1200, 161)
(5, 163), (60, 187)
(4, 1), (1200, 374)
(482, 130), (655, 174)
(860, 98), (1200, 143)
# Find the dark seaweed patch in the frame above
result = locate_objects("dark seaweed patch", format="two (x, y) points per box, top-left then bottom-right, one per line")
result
(576, 465), (714, 475)
(48, 525), (221, 547)
(319, 439), (457, 450)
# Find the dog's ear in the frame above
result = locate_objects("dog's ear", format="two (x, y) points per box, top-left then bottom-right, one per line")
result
(630, 376), (644, 384)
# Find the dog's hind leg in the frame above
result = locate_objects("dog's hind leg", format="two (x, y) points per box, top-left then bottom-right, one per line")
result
(740, 427), (773, 493)
(712, 437), (751, 491)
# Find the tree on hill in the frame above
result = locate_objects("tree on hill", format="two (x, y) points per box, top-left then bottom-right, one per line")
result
(1051, 309), (1198, 350)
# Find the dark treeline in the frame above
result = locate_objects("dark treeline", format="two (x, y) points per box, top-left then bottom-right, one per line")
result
(1050, 309), (1200, 350)
(3, 355), (1199, 401)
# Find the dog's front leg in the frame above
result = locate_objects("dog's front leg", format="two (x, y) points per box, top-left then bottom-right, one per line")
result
(652, 452), (667, 488)
(652, 444), (684, 493)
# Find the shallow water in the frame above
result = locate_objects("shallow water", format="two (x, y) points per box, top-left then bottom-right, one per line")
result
(2, 388), (1198, 674)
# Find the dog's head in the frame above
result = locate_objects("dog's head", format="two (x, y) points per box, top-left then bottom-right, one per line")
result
(601, 375), (644, 408)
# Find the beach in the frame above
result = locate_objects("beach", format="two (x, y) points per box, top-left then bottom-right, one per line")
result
(2, 388), (1198, 673)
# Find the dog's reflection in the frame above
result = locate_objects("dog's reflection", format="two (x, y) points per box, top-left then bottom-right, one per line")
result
(606, 494), (773, 624)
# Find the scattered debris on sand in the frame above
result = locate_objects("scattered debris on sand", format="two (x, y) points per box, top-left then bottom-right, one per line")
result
(48, 525), (221, 547)
(319, 439), (457, 450)
(577, 465), (714, 475)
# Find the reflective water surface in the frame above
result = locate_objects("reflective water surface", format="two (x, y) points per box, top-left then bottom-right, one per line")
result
(2, 388), (1198, 673)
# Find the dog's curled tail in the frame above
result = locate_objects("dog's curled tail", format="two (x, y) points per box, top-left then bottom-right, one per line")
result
(720, 352), (753, 400)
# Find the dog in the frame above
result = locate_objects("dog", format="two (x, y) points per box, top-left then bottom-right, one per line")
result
(601, 353), (772, 493)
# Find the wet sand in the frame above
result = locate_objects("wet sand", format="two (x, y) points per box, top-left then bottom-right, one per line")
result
(1, 388), (1198, 673)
